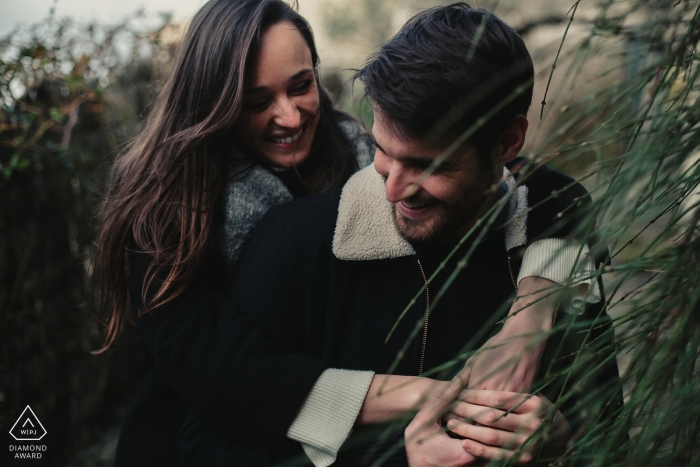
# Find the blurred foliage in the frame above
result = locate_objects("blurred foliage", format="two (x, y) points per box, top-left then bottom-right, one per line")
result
(1, 0), (699, 466)
(0, 12), (178, 467)
(321, 0), (396, 47)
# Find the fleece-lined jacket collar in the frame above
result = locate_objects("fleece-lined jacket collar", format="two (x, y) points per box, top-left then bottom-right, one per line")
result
(332, 164), (529, 261)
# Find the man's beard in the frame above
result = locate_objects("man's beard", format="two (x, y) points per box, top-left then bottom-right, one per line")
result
(392, 164), (495, 243)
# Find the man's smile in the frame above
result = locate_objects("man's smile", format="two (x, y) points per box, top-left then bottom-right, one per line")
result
(397, 200), (438, 219)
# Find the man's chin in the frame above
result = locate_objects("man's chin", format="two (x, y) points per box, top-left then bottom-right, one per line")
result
(392, 206), (448, 243)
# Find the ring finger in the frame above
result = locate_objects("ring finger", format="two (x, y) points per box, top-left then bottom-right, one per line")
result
(447, 419), (528, 449)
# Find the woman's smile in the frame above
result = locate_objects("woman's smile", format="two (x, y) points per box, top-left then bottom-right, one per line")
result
(268, 127), (303, 145)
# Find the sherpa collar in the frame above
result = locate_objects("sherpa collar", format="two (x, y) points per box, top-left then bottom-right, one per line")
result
(332, 164), (529, 261)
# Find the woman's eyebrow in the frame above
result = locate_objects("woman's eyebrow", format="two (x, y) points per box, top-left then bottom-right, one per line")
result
(289, 68), (314, 81)
(245, 69), (314, 95)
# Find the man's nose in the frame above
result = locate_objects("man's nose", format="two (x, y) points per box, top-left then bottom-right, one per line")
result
(274, 97), (301, 129)
(375, 153), (419, 203)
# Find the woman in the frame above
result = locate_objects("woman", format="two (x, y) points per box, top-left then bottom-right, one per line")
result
(95, 0), (365, 463)
(96, 1), (578, 465)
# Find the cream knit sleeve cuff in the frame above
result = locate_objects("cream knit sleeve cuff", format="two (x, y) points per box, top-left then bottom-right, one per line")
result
(517, 238), (601, 314)
(287, 369), (375, 467)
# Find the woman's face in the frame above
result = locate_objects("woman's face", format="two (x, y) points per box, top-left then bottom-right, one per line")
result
(234, 21), (320, 168)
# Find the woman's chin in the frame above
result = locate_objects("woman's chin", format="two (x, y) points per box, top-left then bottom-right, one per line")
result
(261, 146), (311, 169)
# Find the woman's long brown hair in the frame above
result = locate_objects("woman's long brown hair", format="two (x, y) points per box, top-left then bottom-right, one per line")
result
(94, 0), (357, 353)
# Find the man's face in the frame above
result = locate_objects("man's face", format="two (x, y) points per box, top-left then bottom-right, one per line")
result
(372, 111), (497, 243)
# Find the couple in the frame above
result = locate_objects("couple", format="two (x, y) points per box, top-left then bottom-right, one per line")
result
(96, 1), (623, 466)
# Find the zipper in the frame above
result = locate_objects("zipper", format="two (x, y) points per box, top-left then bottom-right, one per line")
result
(417, 259), (430, 376)
(416, 256), (516, 376)
(507, 255), (518, 291)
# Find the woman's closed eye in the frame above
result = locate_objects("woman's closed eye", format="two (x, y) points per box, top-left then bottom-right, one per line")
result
(290, 79), (313, 95)
(243, 80), (313, 112)
(244, 96), (271, 112)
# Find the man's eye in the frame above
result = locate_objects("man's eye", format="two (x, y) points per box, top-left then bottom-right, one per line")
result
(416, 161), (451, 171)
(291, 80), (312, 94)
(415, 161), (438, 169)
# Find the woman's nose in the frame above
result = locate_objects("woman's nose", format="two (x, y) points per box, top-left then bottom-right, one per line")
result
(273, 97), (301, 129)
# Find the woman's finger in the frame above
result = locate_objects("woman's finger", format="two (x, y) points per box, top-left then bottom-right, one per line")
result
(457, 389), (548, 415)
(410, 374), (464, 432)
(450, 401), (531, 432)
(447, 419), (527, 448)
(443, 411), (461, 424)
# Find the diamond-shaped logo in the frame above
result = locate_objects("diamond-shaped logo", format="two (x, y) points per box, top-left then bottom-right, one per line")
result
(9, 406), (46, 441)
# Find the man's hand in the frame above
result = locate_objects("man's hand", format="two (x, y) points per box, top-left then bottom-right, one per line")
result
(461, 277), (560, 392)
(405, 374), (481, 467)
(447, 390), (572, 464)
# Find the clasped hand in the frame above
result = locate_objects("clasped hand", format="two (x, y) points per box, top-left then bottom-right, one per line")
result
(404, 376), (571, 467)
(405, 278), (571, 466)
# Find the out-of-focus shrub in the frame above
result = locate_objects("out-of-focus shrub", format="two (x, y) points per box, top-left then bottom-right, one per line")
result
(0, 14), (179, 466)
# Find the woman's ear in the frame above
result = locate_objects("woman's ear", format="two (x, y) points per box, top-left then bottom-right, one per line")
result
(494, 115), (529, 164)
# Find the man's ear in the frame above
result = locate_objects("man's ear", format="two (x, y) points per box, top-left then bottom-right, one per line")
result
(494, 115), (529, 164)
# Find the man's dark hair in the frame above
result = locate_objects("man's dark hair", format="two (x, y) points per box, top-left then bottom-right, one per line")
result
(355, 2), (534, 154)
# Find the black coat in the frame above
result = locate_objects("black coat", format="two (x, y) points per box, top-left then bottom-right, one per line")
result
(180, 161), (624, 465)
(114, 121), (374, 466)
(114, 247), (327, 466)
(117, 161), (623, 466)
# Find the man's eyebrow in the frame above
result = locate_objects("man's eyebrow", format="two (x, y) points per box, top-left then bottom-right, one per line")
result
(406, 155), (444, 167)
(245, 69), (314, 95)
(369, 133), (445, 167)
(368, 134), (383, 152)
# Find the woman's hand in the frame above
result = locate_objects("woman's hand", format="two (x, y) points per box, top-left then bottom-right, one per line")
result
(405, 375), (483, 467)
(446, 390), (572, 464)
(357, 374), (449, 425)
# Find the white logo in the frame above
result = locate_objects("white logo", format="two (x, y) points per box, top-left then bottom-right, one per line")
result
(9, 406), (47, 441)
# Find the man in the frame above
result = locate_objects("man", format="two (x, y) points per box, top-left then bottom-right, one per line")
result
(160, 3), (621, 466)
(218, 4), (623, 466)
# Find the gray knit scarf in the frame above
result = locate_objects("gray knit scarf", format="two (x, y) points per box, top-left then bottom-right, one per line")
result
(217, 119), (374, 269)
